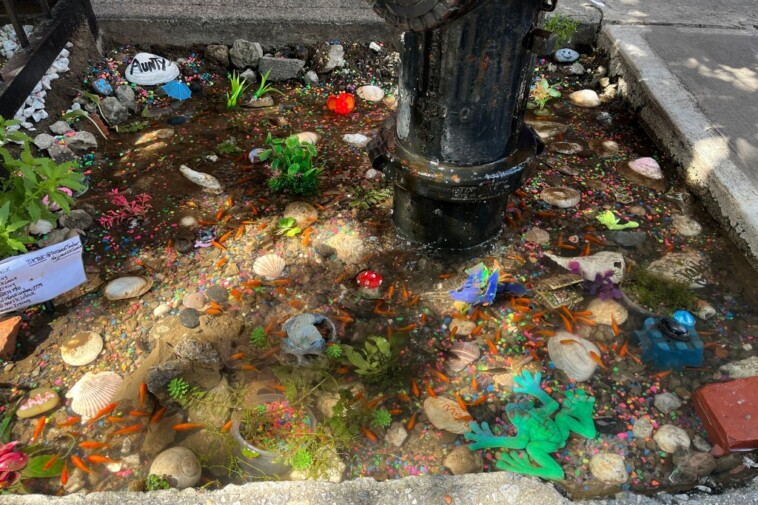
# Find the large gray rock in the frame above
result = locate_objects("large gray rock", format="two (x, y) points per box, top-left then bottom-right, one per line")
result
(258, 56), (305, 82)
(33, 133), (55, 150)
(67, 131), (98, 151)
(229, 39), (262, 69)
(115, 85), (137, 112)
(59, 209), (94, 230)
(50, 120), (73, 135)
(47, 143), (76, 164)
(205, 44), (230, 67)
(101, 96), (129, 125)
(322, 44), (345, 72)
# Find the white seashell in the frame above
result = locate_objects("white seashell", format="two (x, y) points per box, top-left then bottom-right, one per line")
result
(179, 215), (198, 228)
(253, 254), (286, 280)
(547, 332), (600, 382)
(356, 85), (385, 102)
(653, 424), (690, 453)
(104, 276), (153, 301)
(29, 219), (54, 235)
(545, 251), (626, 284)
(587, 298), (628, 326)
(342, 133), (370, 148)
(182, 291), (206, 310)
(61, 331), (103, 366)
(125, 52), (180, 86)
(283, 202), (318, 229)
(149, 447), (201, 489)
(66, 372), (122, 419)
(541, 187), (581, 208)
(628, 157), (663, 180)
(446, 341), (481, 372)
(295, 131), (321, 145)
(179, 165), (223, 194)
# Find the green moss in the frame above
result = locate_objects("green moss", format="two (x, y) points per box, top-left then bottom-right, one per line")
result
(625, 269), (696, 314)
(146, 474), (170, 491)
(544, 15), (580, 47)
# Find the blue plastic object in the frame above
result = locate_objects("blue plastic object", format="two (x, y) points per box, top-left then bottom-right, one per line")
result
(92, 78), (113, 96)
(161, 80), (192, 101)
(633, 310), (703, 370)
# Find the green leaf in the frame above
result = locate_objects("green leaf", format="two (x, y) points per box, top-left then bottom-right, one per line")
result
(22, 455), (64, 478)
(258, 149), (271, 161)
(287, 163), (301, 176)
(285, 136), (300, 149)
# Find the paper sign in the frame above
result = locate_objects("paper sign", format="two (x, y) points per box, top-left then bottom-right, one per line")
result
(0, 237), (86, 314)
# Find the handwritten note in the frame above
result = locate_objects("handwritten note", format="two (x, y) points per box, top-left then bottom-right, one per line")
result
(0, 237), (85, 314)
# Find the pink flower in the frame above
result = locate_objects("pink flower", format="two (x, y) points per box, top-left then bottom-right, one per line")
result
(0, 441), (28, 488)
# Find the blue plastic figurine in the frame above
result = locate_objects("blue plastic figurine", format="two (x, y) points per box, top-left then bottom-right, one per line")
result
(633, 310), (703, 370)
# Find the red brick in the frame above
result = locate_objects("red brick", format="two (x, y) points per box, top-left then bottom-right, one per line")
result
(0, 316), (21, 359)
(693, 377), (758, 455)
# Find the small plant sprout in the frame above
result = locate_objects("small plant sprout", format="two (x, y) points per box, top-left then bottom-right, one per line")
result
(260, 133), (321, 196)
(167, 377), (191, 401)
(529, 79), (561, 112)
(371, 408), (392, 429)
(250, 326), (268, 348)
(289, 448), (313, 471)
(325, 343), (343, 360)
(252, 69), (284, 100)
(145, 474), (170, 491)
(544, 14), (579, 47)
(226, 71), (250, 109)
(276, 217), (302, 237)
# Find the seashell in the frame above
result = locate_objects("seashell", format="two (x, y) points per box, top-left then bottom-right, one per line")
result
(66, 371), (122, 419)
(283, 202), (318, 229)
(587, 298), (628, 326)
(590, 453), (629, 484)
(653, 424), (690, 453)
(149, 447), (201, 489)
(589, 139), (619, 159)
(179, 215), (198, 229)
(125, 53), (180, 86)
(548, 141), (583, 155)
(342, 133), (370, 148)
(29, 219), (54, 235)
(524, 120), (567, 141)
(628, 157), (663, 180)
(446, 341), (481, 372)
(179, 164), (223, 194)
(182, 291), (206, 310)
(104, 276), (153, 301)
(253, 253), (286, 280)
(356, 85), (385, 102)
(295, 131), (321, 145)
(545, 251), (626, 284)
(547, 331), (600, 382)
(541, 187), (581, 208)
(61, 331), (103, 366)
(423, 396), (471, 434)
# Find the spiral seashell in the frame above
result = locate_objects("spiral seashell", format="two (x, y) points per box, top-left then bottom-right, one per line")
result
(149, 447), (201, 489)
(547, 332), (600, 382)
(446, 341), (481, 372)
(253, 253), (286, 280)
(61, 331), (103, 366)
(65, 372), (122, 419)
(541, 187), (581, 208)
(104, 276), (153, 301)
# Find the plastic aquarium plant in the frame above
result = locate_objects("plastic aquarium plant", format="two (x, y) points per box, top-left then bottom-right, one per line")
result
(250, 326), (268, 348)
(167, 377), (191, 401)
(252, 69), (284, 100)
(596, 210), (639, 230)
(581, 270), (622, 301)
(449, 261), (501, 313)
(260, 133), (321, 196)
(97, 189), (152, 229)
(145, 474), (170, 491)
(529, 79), (561, 112)
(342, 336), (397, 385)
(226, 71), (250, 109)
(276, 217), (302, 237)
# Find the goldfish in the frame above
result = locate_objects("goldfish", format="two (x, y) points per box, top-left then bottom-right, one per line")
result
(150, 406), (168, 425)
(86, 455), (119, 464)
(56, 416), (81, 428)
(221, 420), (234, 433)
(171, 423), (205, 431)
(107, 416), (128, 424)
(360, 427), (378, 443)
(410, 380), (420, 398)
(406, 411), (418, 431)
(485, 337), (498, 354)
(70, 456), (91, 474)
(78, 441), (111, 450)
(589, 351), (608, 370)
(43, 454), (60, 470)
(611, 315), (620, 337)
(139, 383), (148, 409)
(430, 369), (450, 383)
(31, 416), (46, 443)
(468, 396), (488, 407)
(129, 410), (150, 417)
(111, 424), (145, 436)
(228, 352), (246, 360)
(60, 463), (69, 486)
(88, 403), (118, 424)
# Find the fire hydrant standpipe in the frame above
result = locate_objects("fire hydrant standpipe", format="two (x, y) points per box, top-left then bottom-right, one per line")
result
(368, 0), (553, 255)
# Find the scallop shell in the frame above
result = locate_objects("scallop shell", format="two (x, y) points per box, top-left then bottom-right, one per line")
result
(541, 187), (581, 208)
(547, 332), (600, 382)
(149, 447), (201, 489)
(182, 291), (206, 310)
(179, 164), (223, 194)
(61, 331), (103, 366)
(587, 298), (628, 326)
(253, 253), (286, 280)
(65, 371), (122, 419)
(104, 276), (153, 301)
(446, 341), (481, 372)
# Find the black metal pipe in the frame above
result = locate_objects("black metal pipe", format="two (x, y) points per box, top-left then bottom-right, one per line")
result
(2, 0), (30, 48)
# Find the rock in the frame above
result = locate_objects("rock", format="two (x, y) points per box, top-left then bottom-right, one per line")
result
(646, 251), (708, 289)
(101, 97), (129, 125)
(239, 68), (258, 84)
(179, 308), (200, 328)
(628, 157), (663, 180)
(443, 446), (483, 475)
(632, 417), (654, 439)
(654, 393), (683, 414)
(283, 201), (318, 229)
(115, 85), (137, 112)
(678, 452), (716, 478)
(153, 303), (171, 317)
(142, 413), (183, 456)
(229, 40), (263, 69)
(314, 243), (336, 258)
(33, 133), (55, 150)
(547, 141), (583, 155)
(546, 251), (626, 284)
(188, 379), (230, 425)
(450, 318), (477, 336)
(316, 391), (340, 418)
(295, 131), (321, 145)
(50, 121), (73, 135)
(174, 337), (221, 367)
(554, 48), (579, 63)
(628, 205), (647, 217)
(589, 453), (628, 484)
(149, 447), (201, 489)
(125, 52), (180, 86)
(326, 232), (366, 265)
(179, 431), (232, 479)
(303, 70), (319, 86)
(589, 139), (619, 159)
(693, 299), (716, 320)
(16, 388), (59, 418)
(567, 62), (585, 75)
(569, 89), (601, 108)
(206, 286), (228, 303)
(179, 165), (223, 194)
(672, 214), (702, 237)
(91, 78), (113, 96)
(654, 424), (691, 453)
(258, 56), (305, 82)
(524, 120), (567, 141)
(385, 421), (408, 447)
(692, 435), (712, 452)
(541, 187), (581, 208)
(29, 219), (54, 235)
(343, 133), (370, 148)
(545, 156), (578, 176)
(67, 131), (98, 151)
(356, 85), (385, 102)
(525, 227), (550, 245)
(720, 356), (758, 378)
(205, 44), (230, 67)
(291, 448), (346, 483)
(59, 209), (93, 230)
(423, 396), (471, 434)
(606, 230), (646, 248)
(322, 44), (345, 72)
(587, 298), (628, 326)
(596, 111), (613, 128)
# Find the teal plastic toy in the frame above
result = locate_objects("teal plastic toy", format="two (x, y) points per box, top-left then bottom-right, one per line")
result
(465, 370), (596, 480)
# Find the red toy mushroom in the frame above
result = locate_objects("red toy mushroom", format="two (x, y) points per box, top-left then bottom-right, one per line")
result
(327, 92), (356, 116)
(356, 270), (383, 298)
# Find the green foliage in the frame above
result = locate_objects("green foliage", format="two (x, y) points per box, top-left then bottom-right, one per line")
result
(260, 133), (321, 196)
(250, 326), (268, 348)
(114, 121), (149, 134)
(21, 454), (63, 478)
(145, 474), (171, 491)
(349, 185), (392, 211)
(371, 407), (392, 429)
(544, 14), (579, 47)
(0, 401), (20, 444)
(276, 217), (302, 237)
(529, 79), (562, 111)
(252, 69), (284, 100)
(167, 377), (191, 401)
(624, 268), (696, 314)
(325, 343), (342, 360)
(216, 139), (244, 155)
(227, 71), (250, 109)
(289, 447), (313, 471)
(342, 336), (399, 386)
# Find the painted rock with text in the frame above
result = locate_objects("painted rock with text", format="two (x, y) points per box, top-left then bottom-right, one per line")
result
(125, 53), (180, 86)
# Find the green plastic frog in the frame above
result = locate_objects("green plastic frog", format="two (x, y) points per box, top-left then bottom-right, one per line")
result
(465, 370), (596, 480)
